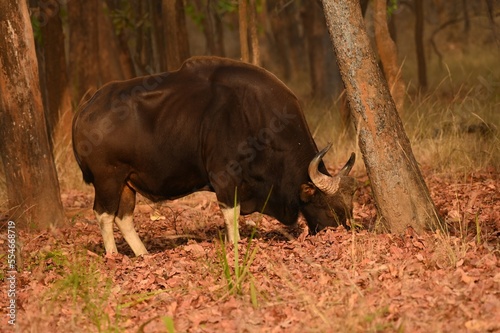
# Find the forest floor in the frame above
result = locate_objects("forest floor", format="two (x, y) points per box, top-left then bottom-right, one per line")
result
(1, 166), (499, 333)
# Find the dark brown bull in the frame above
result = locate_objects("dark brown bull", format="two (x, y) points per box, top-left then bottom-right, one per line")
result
(72, 56), (357, 256)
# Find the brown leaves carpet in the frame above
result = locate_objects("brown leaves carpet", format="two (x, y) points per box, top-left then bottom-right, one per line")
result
(1, 169), (499, 332)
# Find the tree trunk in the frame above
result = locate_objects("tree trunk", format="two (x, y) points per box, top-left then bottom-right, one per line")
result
(0, 0), (65, 229)
(266, 0), (291, 80)
(267, 1), (304, 81)
(249, 0), (260, 66)
(373, 0), (406, 112)
(97, 1), (126, 82)
(414, 0), (427, 91)
(214, 9), (226, 57)
(359, 0), (369, 16)
(150, 0), (166, 71)
(301, 2), (340, 100)
(321, 0), (442, 234)
(163, 0), (190, 71)
(193, 0), (226, 56)
(37, 0), (73, 161)
(239, 0), (250, 62)
(302, 2), (329, 99)
(68, 0), (100, 103)
(194, 0), (216, 54)
(38, 0), (72, 144)
(105, 0), (136, 77)
(134, 1), (148, 74)
(339, 0), (371, 131)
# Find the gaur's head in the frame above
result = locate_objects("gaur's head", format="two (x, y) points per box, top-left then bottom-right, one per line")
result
(300, 144), (358, 234)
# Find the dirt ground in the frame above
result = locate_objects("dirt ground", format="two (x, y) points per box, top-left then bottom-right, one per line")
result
(1, 168), (499, 332)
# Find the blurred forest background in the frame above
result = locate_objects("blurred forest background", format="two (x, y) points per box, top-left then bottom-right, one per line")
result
(1, 0), (499, 202)
(28, 0), (498, 128)
(1, 3), (499, 330)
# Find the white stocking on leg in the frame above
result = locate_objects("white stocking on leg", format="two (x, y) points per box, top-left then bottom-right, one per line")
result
(115, 215), (148, 256)
(95, 211), (118, 254)
(222, 204), (241, 244)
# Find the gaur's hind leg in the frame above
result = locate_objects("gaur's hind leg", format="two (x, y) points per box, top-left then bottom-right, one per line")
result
(93, 177), (123, 255)
(94, 211), (118, 254)
(115, 184), (148, 256)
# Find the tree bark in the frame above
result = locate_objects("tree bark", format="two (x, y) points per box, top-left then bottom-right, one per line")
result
(266, 0), (291, 80)
(301, 2), (341, 101)
(149, 0), (166, 71)
(213, 8), (226, 57)
(0, 0), (65, 229)
(266, 1), (305, 81)
(373, 0), (406, 112)
(193, 0), (226, 56)
(339, 0), (371, 131)
(302, 2), (329, 99)
(104, 0), (136, 77)
(68, 0), (100, 103)
(163, 0), (190, 71)
(321, 0), (442, 234)
(239, 0), (250, 62)
(414, 0), (427, 91)
(98, 1), (126, 82)
(39, 5), (73, 150)
(249, 0), (260, 66)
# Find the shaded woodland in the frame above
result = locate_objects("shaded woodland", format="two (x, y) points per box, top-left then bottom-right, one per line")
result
(1, 0), (497, 228)
(29, 0), (498, 142)
(1, 1), (499, 331)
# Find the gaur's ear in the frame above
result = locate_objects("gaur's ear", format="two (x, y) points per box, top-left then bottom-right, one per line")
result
(300, 183), (316, 202)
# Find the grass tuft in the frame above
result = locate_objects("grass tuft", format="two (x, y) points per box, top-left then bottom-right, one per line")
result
(43, 250), (121, 333)
(217, 188), (260, 303)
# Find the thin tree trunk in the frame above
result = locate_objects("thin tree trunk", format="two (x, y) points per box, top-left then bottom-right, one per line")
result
(105, 0), (136, 77)
(134, 1), (146, 74)
(239, 0), (250, 62)
(302, 3), (324, 98)
(302, 2), (334, 100)
(98, 1), (126, 82)
(414, 0), (427, 91)
(283, 2), (304, 81)
(142, 4), (154, 73)
(0, 0), (65, 229)
(267, 0), (291, 80)
(192, 0), (225, 56)
(163, 0), (190, 71)
(195, 0), (217, 54)
(373, 0), (406, 112)
(37, 0), (73, 165)
(38, 0), (70, 142)
(149, 0), (166, 71)
(214, 8), (226, 57)
(68, 0), (100, 103)
(249, 0), (260, 65)
(321, 0), (442, 234)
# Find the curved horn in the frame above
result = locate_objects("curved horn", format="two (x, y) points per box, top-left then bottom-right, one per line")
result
(308, 143), (340, 194)
(308, 144), (356, 195)
(338, 152), (356, 176)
